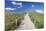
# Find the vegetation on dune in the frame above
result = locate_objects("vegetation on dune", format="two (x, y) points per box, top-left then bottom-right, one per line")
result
(5, 12), (26, 31)
(5, 11), (44, 31)
(29, 12), (44, 28)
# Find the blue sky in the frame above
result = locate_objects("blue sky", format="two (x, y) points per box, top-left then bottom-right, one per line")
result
(5, 0), (44, 13)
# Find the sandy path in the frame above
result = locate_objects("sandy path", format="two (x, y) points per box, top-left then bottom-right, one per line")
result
(16, 13), (35, 30)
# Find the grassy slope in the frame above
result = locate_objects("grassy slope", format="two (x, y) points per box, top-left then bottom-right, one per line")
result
(29, 12), (44, 28)
(5, 12), (26, 31)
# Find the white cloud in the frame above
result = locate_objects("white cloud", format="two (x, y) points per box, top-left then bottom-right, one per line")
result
(9, 0), (18, 1)
(5, 8), (15, 10)
(32, 5), (35, 7)
(18, 7), (21, 8)
(11, 2), (16, 5)
(11, 2), (23, 8)
(17, 5), (23, 8)
(11, 2), (22, 6)
(35, 10), (44, 14)
(9, 0), (25, 1)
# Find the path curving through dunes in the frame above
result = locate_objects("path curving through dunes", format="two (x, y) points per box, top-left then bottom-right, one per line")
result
(16, 13), (35, 30)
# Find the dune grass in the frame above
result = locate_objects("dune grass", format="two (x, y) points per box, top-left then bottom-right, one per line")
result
(29, 12), (44, 28)
(5, 12), (26, 31)
(5, 11), (44, 31)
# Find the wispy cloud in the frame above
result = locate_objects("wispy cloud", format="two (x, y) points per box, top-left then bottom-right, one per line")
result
(11, 2), (23, 8)
(32, 5), (35, 7)
(9, 0), (18, 1)
(5, 8), (15, 10)
(35, 10), (44, 14)
(11, 2), (22, 6)
(18, 5), (23, 8)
